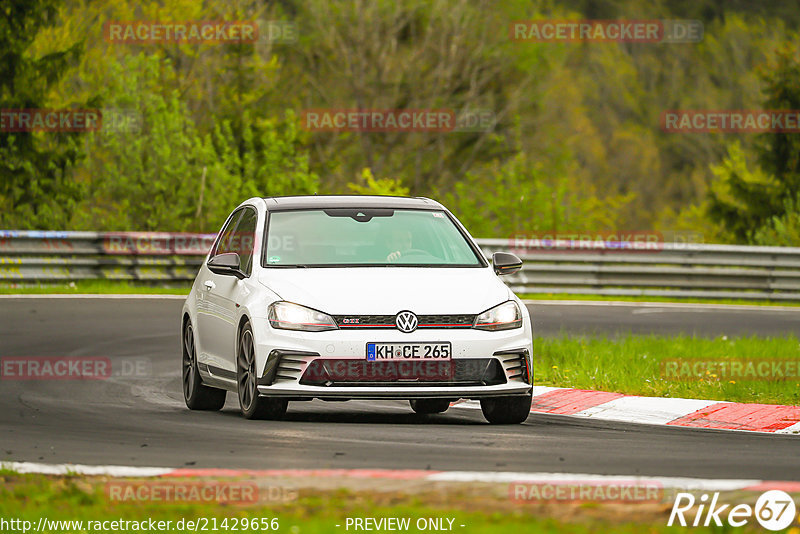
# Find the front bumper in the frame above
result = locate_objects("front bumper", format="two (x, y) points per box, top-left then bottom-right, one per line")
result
(251, 319), (533, 400)
(256, 382), (531, 399)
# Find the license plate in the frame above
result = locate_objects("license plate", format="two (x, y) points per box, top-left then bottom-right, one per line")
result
(366, 342), (452, 361)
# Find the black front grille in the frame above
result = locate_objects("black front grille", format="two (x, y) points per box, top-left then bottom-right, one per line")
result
(299, 358), (505, 386)
(333, 314), (475, 329)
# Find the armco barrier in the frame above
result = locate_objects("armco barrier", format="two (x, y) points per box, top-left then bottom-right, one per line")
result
(1, 231), (800, 301)
(479, 238), (800, 301)
(0, 231), (215, 282)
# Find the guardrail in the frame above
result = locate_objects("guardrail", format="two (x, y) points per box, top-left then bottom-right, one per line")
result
(2, 230), (800, 301)
(0, 231), (214, 283)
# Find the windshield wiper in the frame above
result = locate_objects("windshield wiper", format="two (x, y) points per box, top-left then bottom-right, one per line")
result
(323, 208), (394, 222)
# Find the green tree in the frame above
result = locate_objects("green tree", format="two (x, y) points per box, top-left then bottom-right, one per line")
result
(443, 152), (633, 238)
(752, 195), (800, 246)
(207, 109), (319, 228)
(757, 43), (800, 205)
(707, 142), (782, 242)
(347, 168), (409, 196)
(74, 53), (318, 232)
(707, 43), (800, 244)
(74, 53), (210, 231)
(0, 0), (90, 229)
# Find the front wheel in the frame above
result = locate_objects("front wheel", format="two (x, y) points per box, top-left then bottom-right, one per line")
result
(182, 321), (226, 411)
(237, 322), (287, 420)
(409, 398), (451, 414)
(480, 393), (532, 424)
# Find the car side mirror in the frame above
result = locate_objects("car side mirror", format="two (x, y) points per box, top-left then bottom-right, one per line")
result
(208, 252), (246, 279)
(492, 251), (523, 276)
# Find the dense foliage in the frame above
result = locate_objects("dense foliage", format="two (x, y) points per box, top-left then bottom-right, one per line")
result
(2, 0), (800, 242)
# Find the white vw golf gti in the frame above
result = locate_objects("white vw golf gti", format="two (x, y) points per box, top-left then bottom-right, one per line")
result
(181, 196), (533, 424)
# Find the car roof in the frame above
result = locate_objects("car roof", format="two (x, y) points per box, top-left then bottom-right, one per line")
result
(263, 195), (443, 211)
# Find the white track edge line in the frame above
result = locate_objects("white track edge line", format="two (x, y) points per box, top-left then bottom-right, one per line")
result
(1, 461), (172, 477)
(448, 393), (799, 437)
(4, 461), (792, 491)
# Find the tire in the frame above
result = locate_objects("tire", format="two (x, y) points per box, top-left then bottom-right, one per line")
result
(182, 321), (226, 411)
(480, 393), (532, 424)
(409, 398), (451, 414)
(237, 322), (288, 420)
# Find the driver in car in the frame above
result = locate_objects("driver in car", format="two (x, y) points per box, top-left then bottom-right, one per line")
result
(386, 228), (413, 262)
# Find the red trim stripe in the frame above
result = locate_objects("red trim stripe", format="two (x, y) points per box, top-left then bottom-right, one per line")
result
(667, 403), (800, 432)
(743, 481), (800, 492)
(531, 389), (624, 415)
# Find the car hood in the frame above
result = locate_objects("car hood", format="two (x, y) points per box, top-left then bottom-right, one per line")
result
(258, 267), (512, 315)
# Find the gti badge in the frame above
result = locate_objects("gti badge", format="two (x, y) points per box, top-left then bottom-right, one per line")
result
(395, 311), (418, 333)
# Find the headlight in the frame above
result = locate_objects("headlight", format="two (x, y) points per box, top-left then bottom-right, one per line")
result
(268, 301), (338, 332)
(473, 301), (523, 331)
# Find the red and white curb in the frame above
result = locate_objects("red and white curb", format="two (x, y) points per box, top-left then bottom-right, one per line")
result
(453, 386), (800, 435)
(4, 461), (800, 493)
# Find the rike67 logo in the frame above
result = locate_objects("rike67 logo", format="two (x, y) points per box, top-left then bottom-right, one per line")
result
(668, 490), (797, 530)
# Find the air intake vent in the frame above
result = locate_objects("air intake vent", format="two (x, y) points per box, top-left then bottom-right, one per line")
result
(496, 349), (531, 384)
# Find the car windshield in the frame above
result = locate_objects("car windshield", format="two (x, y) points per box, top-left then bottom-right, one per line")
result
(263, 208), (483, 267)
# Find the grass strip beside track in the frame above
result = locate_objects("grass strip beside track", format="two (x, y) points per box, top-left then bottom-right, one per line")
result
(0, 472), (738, 533)
(0, 280), (192, 295)
(534, 335), (800, 406)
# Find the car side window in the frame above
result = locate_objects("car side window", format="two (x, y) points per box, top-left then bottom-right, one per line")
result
(233, 208), (258, 276)
(212, 209), (244, 257)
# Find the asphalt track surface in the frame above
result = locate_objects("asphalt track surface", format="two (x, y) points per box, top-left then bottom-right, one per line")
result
(1, 297), (799, 480)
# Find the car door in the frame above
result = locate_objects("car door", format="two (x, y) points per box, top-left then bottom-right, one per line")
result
(196, 208), (244, 374)
(212, 206), (259, 372)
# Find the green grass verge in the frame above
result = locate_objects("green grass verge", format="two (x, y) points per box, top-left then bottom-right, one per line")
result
(534, 334), (800, 405)
(0, 473), (718, 533)
(521, 293), (800, 307)
(0, 280), (191, 295)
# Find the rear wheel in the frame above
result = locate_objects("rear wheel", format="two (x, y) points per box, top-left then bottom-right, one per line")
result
(182, 321), (226, 411)
(237, 322), (287, 420)
(480, 393), (532, 424)
(409, 398), (451, 414)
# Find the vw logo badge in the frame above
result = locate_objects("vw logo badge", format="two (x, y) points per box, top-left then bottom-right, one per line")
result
(395, 311), (418, 333)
